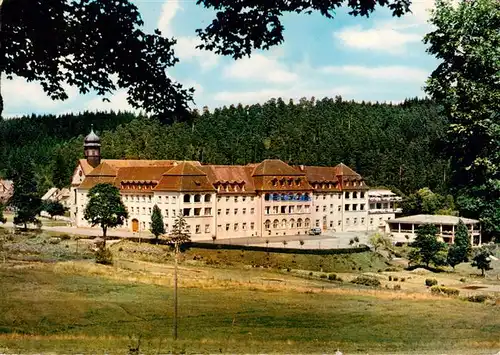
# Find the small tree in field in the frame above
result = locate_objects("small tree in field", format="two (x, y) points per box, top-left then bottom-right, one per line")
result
(43, 200), (67, 219)
(150, 205), (164, 242)
(0, 204), (7, 224)
(447, 220), (471, 269)
(471, 247), (493, 276)
(84, 183), (128, 242)
(165, 213), (191, 341)
(409, 224), (446, 267)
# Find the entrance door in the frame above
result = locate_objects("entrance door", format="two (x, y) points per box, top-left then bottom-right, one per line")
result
(132, 219), (139, 232)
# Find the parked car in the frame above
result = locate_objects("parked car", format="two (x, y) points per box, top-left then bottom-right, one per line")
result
(308, 227), (322, 235)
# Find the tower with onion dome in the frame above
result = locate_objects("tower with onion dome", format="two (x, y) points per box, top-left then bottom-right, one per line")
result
(84, 125), (101, 167)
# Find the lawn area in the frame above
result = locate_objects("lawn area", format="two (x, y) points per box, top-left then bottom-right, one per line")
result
(0, 260), (499, 354)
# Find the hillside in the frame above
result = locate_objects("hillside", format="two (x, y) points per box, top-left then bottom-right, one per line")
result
(0, 97), (448, 195)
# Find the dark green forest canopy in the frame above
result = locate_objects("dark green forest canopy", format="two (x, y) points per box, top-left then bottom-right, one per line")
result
(0, 97), (448, 196)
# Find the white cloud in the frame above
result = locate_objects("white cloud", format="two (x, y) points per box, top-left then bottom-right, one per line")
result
(85, 90), (141, 113)
(2, 75), (78, 116)
(334, 24), (422, 54)
(157, 0), (182, 37)
(321, 65), (429, 82)
(223, 54), (299, 84)
(175, 37), (219, 70)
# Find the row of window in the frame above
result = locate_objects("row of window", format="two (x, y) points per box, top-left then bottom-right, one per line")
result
(370, 203), (396, 209)
(217, 207), (255, 216)
(183, 208), (212, 217)
(264, 193), (312, 202)
(344, 203), (366, 211)
(217, 196), (255, 203)
(218, 222), (256, 232)
(264, 205), (310, 215)
(264, 218), (311, 230)
(344, 191), (365, 199)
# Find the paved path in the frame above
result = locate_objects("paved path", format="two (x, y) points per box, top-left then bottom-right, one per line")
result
(2, 221), (371, 249)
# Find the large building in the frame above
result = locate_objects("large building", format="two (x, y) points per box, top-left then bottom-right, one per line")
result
(71, 129), (389, 240)
(368, 189), (403, 231)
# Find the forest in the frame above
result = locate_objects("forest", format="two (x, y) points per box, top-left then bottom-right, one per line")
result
(0, 96), (448, 197)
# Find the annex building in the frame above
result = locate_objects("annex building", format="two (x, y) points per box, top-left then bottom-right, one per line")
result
(71, 129), (391, 240)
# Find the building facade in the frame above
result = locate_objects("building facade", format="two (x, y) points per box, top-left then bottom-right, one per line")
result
(71, 130), (374, 240)
(367, 189), (403, 232)
(386, 214), (482, 246)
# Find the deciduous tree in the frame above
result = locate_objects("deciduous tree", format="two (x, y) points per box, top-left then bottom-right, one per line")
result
(0, 0), (192, 121)
(471, 247), (493, 276)
(409, 224), (446, 267)
(424, 0), (500, 238)
(43, 200), (67, 219)
(196, 0), (412, 59)
(165, 213), (191, 341)
(84, 183), (128, 240)
(446, 219), (471, 269)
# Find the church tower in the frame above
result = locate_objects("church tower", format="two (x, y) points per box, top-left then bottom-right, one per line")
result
(84, 125), (101, 167)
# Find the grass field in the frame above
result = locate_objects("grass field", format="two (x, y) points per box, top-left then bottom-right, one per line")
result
(1, 231), (500, 354)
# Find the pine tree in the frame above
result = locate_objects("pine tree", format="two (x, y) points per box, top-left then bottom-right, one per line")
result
(471, 247), (493, 276)
(409, 224), (446, 267)
(150, 204), (165, 241)
(447, 219), (471, 269)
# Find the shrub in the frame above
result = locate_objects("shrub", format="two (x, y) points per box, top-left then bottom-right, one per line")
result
(393, 276), (399, 281)
(320, 274), (327, 279)
(401, 278), (405, 282)
(459, 277), (467, 283)
(287, 268), (291, 272)
(336, 277), (343, 282)
(308, 271), (313, 276)
(95, 248), (113, 265)
(350, 276), (381, 287)
(467, 294), (490, 303)
(48, 237), (61, 244)
(430, 286), (459, 297)
(388, 275), (392, 281)
(393, 284), (401, 290)
(328, 273), (337, 281)
(425, 278), (438, 287)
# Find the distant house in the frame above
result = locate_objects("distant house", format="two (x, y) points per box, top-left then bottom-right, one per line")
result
(385, 214), (481, 246)
(42, 187), (71, 208)
(0, 180), (13, 204)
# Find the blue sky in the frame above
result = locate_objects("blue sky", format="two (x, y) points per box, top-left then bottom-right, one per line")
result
(3, 0), (439, 117)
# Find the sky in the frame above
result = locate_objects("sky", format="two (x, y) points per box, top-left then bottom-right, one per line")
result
(3, 0), (440, 117)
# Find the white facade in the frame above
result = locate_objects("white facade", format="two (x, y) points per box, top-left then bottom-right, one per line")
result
(367, 189), (402, 231)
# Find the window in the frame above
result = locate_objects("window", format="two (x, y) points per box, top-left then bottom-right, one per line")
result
(183, 208), (190, 216)
(315, 220), (320, 227)
(360, 204), (365, 211)
(234, 223), (239, 231)
(250, 222), (255, 230)
(225, 196), (230, 202)
(265, 206), (270, 215)
(165, 223), (169, 231)
(338, 205), (341, 212)
(297, 219), (303, 228)
(346, 218), (350, 225)
(195, 225), (201, 234)
(354, 217), (358, 225)
(360, 192), (365, 198)
(194, 208), (201, 216)
(194, 194), (201, 203)
(225, 224), (230, 231)
(226, 209), (230, 215)
(370, 218), (373, 225)
(165, 196), (169, 204)
(281, 206), (286, 213)
(234, 208), (238, 215)
(338, 220), (341, 226)
(142, 195), (146, 202)
(330, 204), (333, 209)
(125, 195), (129, 202)
(353, 192), (358, 198)
(353, 204), (357, 211)
(361, 217), (365, 225)
(289, 206), (294, 213)
(273, 206), (279, 214)
(242, 223), (247, 230)
(282, 219), (287, 228)
(157, 196), (162, 203)
(148, 195), (152, 203)
(165, 209), (169, 217)
(204, 208), (212, 216)
(297, 205), (302, 213)
(338, 194), (341, 199)
(251, 208), (255, 214)
(142, 207), (146, 215)
(316, 206), (319, 212)
(243, 208), (247, 215)
(290, 219), (295, 228)
(305, 218), (310, 228)
(242, 196), (246, 202)
(265, 220), (271, 230)
(345, 192), (350, 199)
(172, 196), (176, 204)
(217, 209), (221, 215)
(273, 220), (279, 229)
(218, 224), (222, 231)
(329, 221), (333, 228)
(172, 209), (176, 217)
(205, 224), (210, 233)
(205, 194), (212, 202)
(217, 196), (221, 202)
(323, 194), (326, 200)
(345, 204), (350, 211)
(148, 207), (152, 214)
(323, 206), (326, 212)
(184, 194), (190, 203)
